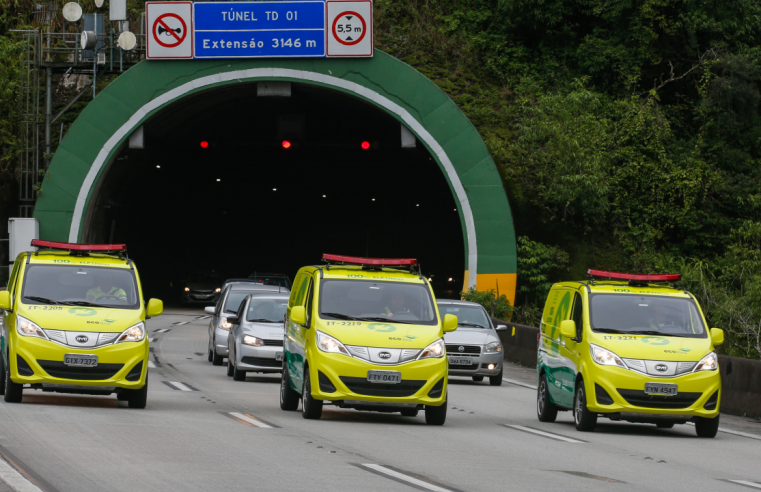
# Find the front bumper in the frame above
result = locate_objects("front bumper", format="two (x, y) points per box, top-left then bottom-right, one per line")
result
(306, 350), (448, 407)
(182, 292), (219, 304)
(10, 334), (148, 391)
(448, 352), (503, 376)
(237, 343), (283, 372)
(584, 362), (721, 419)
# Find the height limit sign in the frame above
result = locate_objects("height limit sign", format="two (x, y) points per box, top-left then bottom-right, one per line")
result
(327, 0), (373, 57)
(146, 2), (193, 59)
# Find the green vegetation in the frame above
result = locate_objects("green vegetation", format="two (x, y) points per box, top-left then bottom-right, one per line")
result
(460, 287), (514, 319)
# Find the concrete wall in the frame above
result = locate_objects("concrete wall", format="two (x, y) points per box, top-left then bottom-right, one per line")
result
(493, 318), (761, 420)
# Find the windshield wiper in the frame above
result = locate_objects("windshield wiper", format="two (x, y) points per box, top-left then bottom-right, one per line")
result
(592, 328), (627, 333)
(626, 330), (691, 338)
(247, 319), (280, 323)
(355, 316), (413, 324)
(458, 322), (485, 328)
(62, 300), (111, 308)
(321, 312), (361, 320)
(25, 296), (61, 305)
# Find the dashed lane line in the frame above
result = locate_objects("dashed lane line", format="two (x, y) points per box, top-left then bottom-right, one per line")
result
(221, 412), (280, 429)
(147, 361), (161, 369)
(196, 315), (211, 320)
(502, 377), (537, 390)
(356, 464), (463, 492)
(724, 480), (761, 489)
(161, 381), (199, 391)
(172, 321), (189, 326)
(148, 338), (156, 343)
(502, 424), (586, 443)
(154, 328), (171, 333)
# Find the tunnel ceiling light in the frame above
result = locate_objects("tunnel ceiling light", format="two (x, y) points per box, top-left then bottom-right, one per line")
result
(322, 195), (326, 198)
(156, 165), (160, 168)
(216, 178), (221, 182)
(273, 188), (277, 191)
(282, 140), (292, 149)
(200, 141), (209, 148)
(361, 141), (370, 150)
(372, 198), (376, 201)
(454, 208), (457, 211)
(448, 278), (453, 282)
(416, 204), (419, 207)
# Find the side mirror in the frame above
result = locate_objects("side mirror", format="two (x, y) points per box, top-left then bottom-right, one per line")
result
(226, 315), (240, 325)
(495, 324), (508, 331)
(442, 314), (458, 333)
(560, 320), (576, 339)
(204, 306), (216, 315)
(0, 291), (10, 310)
(710, 328), (724, 346)
(146, 298), (163, 317)
(291, 306), (307, 326)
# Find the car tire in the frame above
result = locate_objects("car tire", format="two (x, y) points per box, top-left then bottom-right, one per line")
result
(226, 357), (235, 377)
(472, 376), (484, 382)
(127, 377), (148, 409)
(425, 393), (447, 425)
(537, 373), (558, 423)
(695, 415), (720, 438)
(3, 361), (22, 403)
(301, 369), (323, 420)
(0, 351), (6, 396)
(211, 339), (224, 366)
(280, 366), (300, 411)
(207, 347), (214, 362)
(400, 409), (419, 417)
(232, 361), (246, 382)
(116, 391), (129, 401)
(489, 368), (503, 386)
(656, 422), (674, 429)
(573, 381), (597, 432)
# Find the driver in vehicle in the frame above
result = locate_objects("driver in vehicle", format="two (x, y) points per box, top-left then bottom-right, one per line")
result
(86, 272), (128, 304)
(383, 291), (411, 318)
(648, 303), (677, 331)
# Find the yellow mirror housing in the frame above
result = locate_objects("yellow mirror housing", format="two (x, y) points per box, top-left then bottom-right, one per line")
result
(146, 298), (163, 317)
(291, 306), (307, 325)
(442, 314), (458, 333)
(560, 319), (576, 339)
(0, 291), (10, 310)
(710, 328), (724, 346)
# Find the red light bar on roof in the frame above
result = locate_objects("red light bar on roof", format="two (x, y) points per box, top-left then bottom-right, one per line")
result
(587, 269), (681, 282)
(322, 254), (417, 266)
(31, 239), (126, 252)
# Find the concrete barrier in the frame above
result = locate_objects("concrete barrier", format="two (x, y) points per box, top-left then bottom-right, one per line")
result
(493, 318), (761, 419)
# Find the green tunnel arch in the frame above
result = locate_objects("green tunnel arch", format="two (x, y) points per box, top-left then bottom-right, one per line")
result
(34, 52), (517, 301)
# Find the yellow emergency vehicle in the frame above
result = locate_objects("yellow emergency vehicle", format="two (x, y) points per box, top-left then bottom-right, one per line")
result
(278, 254), (457, 424)
(537, 270), (723, 437)
(0, 240), (162, 408)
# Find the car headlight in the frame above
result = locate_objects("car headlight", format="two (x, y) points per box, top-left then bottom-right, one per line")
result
(316, 330), (350, 356)
(220, 318), (232, 330)
(485, 341), (503, 354)
(590, 344), (627, 368)
(243, 335), (263, 346)
(694, 352), (718, 371)
(418, 338), (445, 359)
(215, 288), (221, 293)
(117, 322), (145, 343)
(16, 315), (48, 340)
(184, 287), (190, 292)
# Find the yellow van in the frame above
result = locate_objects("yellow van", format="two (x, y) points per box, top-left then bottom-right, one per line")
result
(0, 240), (162, 408)
(536, 270), (723, 437)
(278, 254), (457, 424)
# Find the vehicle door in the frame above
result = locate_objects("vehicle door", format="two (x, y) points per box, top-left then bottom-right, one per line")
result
(541, 287), (574, 406)
(557, 290), (585, 406)
(2, 258), (21, 369)
(286, 273), (311, 390)
(211, 286), (228, 341)
(230, 296), (248, 361)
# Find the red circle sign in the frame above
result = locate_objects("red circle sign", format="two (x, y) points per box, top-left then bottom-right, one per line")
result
(332, 11), (367, 46)
(153, 13), (187, 48)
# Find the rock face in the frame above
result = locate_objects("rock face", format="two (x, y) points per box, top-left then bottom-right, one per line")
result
(62, 74), (91, 91)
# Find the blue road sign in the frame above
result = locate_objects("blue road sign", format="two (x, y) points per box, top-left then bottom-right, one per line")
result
(194, 1), (326, 58)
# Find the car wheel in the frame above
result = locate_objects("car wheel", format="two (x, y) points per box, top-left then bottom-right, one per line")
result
(116, 392), (129, 401)
(301, 368), (323, 420)
(695, 415), (720, 438)
(4, 363), (23, 403)
(280, 366), (300, 411)
(424, 392), (447, 425)
(127, 376), (148, 409)
(0, 351), (6, 396)
(472, 376), (484, 382)
(573, 381), (597, 432)
(489, 367), (503, 386)
(226, 356), (235, 377)
(656, 422), (674, 429)
(232, 360), (246, 382)
(400, 409), (419, 417)
(537, 373), (558, 422)
(207, 347), (214, 362)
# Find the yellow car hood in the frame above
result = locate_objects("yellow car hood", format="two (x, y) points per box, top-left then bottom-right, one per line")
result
(588, 332), (713, 361)
(317, 321), (441, 348)
(19, 305), (143, 333)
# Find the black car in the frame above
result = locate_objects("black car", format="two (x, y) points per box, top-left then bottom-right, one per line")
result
(182, 271), (223, 305)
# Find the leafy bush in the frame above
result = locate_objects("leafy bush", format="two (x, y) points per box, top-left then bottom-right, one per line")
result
(459, 288), (514, 320)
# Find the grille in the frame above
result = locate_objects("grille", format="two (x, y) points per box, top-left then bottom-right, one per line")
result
(240, 356), (283, 368)
(622, 358), (698, 376)
(262, 339), (284, 347)
(37, 360), (123, 380)
(446, 345), (481, 354)
(617, 389), (702, 409)
(339, 377), (425, 397)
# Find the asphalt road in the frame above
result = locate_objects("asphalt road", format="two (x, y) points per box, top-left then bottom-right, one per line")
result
(1, 310), (760, 492)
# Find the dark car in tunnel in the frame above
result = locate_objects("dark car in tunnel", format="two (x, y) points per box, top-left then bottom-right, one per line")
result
(182, 271), (224, 305)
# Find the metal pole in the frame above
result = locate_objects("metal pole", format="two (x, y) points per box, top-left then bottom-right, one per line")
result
(45, 66), (52, 159)
(93, 15), (97, 98)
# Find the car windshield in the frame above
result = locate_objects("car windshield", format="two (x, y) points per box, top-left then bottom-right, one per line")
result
(247, 298), (288, 322)
(224, 291), (252, 313)
(249, 275), (290, 288)
(438, 304), (490, 328)
(590, 294), (707, 338)
(319, 280), (437, 325)
(188, 272), (222, 284)
(21, 265), (140, 309)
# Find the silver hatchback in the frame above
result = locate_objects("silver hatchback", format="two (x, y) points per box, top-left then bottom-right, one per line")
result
(438, 300), (508, 386)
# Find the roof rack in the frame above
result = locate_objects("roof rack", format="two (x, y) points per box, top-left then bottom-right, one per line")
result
(587, 269), (680, 287)
(322, 253), (420, 274)
(31, 239), (128, 259)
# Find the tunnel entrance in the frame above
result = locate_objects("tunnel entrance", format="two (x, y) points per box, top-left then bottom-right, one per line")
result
(86, 82), (464, 302)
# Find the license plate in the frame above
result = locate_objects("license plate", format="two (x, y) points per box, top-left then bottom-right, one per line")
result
(367, 370), (401, 384)
(275, 352), (284, 361)
(64, 354), (98, 367)
(448, 357), (473, 365)
(644, 383), (677, 396)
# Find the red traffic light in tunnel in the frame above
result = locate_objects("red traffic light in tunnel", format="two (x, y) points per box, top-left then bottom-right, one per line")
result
(200, 141), (209, 148)
(361, 141), (370, 150)
(282, 140), (292, 149)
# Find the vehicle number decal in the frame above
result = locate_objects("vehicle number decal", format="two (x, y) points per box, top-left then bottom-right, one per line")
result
(325, 321), (361, 326)
(602, 335), (638, 340)
(27, 306), (62, 310)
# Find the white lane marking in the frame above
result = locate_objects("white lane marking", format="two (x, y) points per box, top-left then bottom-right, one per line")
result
(147, 361), (160, 369)
(173, 321), (189, 326)
(361, 464), (457, 492)
(502, 377), (537, 390)
(686, 422), (761, 441)
(227, 412), (279, 429)
(196, 316), (211, 320)
(154, 328), (170, 333)
(148, 338), (156, 343)
(503, 424), (585, 443)
(0, 456), (43, 492)
(728, 480), (761, 489)
(162, 381), (197, 391)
